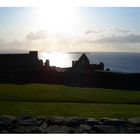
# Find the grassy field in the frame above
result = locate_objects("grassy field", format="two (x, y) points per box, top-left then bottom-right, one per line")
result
(0, 84), (140, 118)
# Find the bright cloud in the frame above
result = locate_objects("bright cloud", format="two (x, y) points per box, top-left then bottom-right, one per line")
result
(26, 31), (47, 41)
(84, 27), (140, 44)
(0, 27), (140, 53)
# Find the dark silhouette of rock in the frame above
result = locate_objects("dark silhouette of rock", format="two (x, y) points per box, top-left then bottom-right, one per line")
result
(17, 115), (41, 126)
(65, 117), (86, 127)
(135, 127), (140, 133)
(47, 116), (66, 126)
(0, 115), (16, 123)
(0, 115), (140, 133)
(0, 115), (16, 131)
(94, 125), (119, 133)
(12, 125), (44, 133)
(46, 125), (75, 133)
(99, 118), (126, 125)
(76, 124), (93, 133)
(40, 121), (48, 132)
(128, 117), (140, 126)
(86, 118), (98, 126)
(106, 68), (110, 71)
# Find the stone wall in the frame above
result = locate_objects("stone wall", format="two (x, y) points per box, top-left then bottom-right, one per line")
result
(0, 115), (140, 133)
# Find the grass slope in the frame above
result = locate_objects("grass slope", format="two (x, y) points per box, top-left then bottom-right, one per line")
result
(0, 84), (140, 118)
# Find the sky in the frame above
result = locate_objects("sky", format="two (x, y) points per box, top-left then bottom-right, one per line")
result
(0, 7), (140, 53)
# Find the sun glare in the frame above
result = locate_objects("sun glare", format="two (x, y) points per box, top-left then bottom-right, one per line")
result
(32, 7), (79, 33)
(39, 52), (72, 67)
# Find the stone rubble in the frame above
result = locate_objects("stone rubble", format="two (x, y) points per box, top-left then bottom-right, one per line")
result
(0, 115), (140, 133)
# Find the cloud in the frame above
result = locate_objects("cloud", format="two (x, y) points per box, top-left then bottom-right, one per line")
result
(84, 27), (140, 44)
(0, 38), (4, 42)
(85, 29), (104, 34)
(0, 39), (5, 46)
(1, 27), (140, 53)
(85, 27), (131, 35)
(26, 31), (47, 41)
(109, 27), (131, 33)
(93, 34), (140, 43)
(0, 39), (27, 53)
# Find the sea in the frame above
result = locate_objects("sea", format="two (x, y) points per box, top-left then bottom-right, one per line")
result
(39, 52), (140, 73)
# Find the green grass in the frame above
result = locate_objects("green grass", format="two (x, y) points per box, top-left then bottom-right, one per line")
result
(0, 101), (140, 118)
(0, 84), (140, 118)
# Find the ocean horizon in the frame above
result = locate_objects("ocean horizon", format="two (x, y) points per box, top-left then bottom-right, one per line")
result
(39, 52), (140, 73)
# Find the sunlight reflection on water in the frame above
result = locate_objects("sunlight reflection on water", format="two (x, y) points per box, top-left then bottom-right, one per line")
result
(39, 52), (140, 73)
(39, 52), (80, 68)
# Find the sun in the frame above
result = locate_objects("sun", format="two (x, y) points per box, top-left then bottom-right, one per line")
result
(32, 7), (79, 33)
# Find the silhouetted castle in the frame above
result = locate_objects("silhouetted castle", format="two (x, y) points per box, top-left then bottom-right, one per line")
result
(0, 51), (140, 90)
(0, 51), (104, 74)
(72, 53), (104, 72)
(0, 51), (44, 83)
(0, 51), (43, 73)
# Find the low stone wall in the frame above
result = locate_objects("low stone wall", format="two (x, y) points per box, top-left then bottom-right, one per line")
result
(0, 115), (140, 133)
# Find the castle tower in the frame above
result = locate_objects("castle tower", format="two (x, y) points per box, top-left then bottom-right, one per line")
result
(78, 53), (90, 64)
